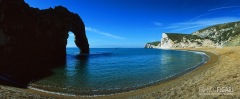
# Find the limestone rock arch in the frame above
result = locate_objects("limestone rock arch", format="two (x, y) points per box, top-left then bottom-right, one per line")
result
(0, 0), (89, 64)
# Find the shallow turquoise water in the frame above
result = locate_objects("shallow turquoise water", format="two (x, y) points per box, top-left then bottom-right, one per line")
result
(30, 48), (208, 95)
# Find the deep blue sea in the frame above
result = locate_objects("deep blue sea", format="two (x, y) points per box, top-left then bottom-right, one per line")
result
(30, 48), (208, 95)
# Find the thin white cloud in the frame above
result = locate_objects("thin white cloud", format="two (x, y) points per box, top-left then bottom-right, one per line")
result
(190, 17), (240, 25)
(162, 17), (240, 32)
(186, 12), (213, 23)
(187, 6), (240, 23)
(154, 22), (163, 26)
(152, 5), (240, 33)
(173, 25), (203, 32)
(208, 6), (240, 12)
(85, 27), (125, 39)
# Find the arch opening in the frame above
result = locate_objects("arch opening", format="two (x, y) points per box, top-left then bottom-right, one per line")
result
(67, 32), (77, 48)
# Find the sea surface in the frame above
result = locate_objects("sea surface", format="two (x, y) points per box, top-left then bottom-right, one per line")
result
(30, 48), (208, 95)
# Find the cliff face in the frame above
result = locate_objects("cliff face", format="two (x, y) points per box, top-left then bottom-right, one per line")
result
(0, 0), (89, 64)
(160, 33), (188, 48)
(146, 21), (240, 49)
(160, 33), (217, 48)
(192, 21), (240, 47)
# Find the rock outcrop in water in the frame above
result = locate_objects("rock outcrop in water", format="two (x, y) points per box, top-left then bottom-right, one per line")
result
(144, 41), (160, 48)
(145, 21), (240, 49)
(0, 0), (89, 64)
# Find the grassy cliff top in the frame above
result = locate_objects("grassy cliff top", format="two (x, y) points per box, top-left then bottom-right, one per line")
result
(165, 33), (189, 42)
(197, 21), (240, 32)
(147, 41), (160, 46)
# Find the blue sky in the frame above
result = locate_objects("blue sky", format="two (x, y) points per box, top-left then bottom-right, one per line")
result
(24, 0), (240, 48)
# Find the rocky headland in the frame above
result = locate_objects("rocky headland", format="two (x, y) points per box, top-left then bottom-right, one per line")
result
(0, 0), (89, 87)
(0, 0), (89, 64)
(145, 21), (240, 48)
(144, 41), (160, 48)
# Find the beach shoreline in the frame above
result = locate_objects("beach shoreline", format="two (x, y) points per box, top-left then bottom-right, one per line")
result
(1, 47), (240, 98)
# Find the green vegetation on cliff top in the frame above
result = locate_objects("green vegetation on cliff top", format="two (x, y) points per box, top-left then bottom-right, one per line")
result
(147, 41), (160, 46)
(165, 33), (189, 43)
(147, 21), (240, 47)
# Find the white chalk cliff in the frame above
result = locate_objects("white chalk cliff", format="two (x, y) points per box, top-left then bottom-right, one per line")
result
(160, 33), (174, 48)
(145, 21), (240, 49)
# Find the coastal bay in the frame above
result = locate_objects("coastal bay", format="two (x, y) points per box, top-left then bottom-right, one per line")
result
(1, 0), (240, 98)
(1, 46), (239, 98)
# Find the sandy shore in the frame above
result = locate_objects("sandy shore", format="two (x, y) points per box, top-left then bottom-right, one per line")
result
(1, 46), (240, 98)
